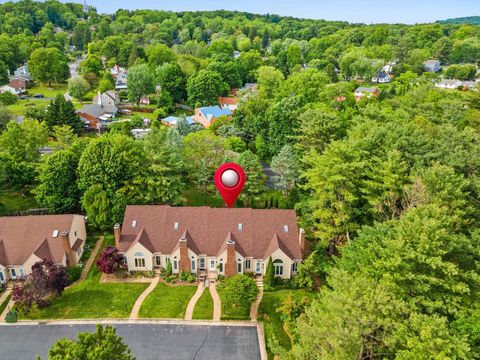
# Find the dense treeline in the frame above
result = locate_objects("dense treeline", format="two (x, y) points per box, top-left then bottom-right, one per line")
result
(0, 1), (480, 358)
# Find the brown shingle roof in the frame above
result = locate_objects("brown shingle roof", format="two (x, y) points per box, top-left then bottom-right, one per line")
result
(118, 206), (302, 260)
(0, 215), (76, 265)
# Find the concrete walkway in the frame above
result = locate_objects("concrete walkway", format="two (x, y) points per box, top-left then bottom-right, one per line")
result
(129, 276), (159, 319)
(184, 282), (205, 320)
(250, 287), (264, 321)
(79, 236), (104, 281)
(209, 281), (222, 321)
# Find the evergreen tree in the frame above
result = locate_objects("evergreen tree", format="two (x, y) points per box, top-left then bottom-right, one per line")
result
(264, 257), (275, 287)
(45, 95), (82, 134)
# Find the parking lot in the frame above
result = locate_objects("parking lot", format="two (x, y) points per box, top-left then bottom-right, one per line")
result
(0, 323), (262, 360)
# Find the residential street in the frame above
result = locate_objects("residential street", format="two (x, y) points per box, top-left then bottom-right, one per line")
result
(0, 323), (261, 360)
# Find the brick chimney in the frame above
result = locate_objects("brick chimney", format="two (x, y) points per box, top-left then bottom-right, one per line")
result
(225, 240), (237, 277)
(114, 223), (121, 248)
(299, 228), (305, 257)
(62, 231), (75, 267)
(178, 236), (190, 272)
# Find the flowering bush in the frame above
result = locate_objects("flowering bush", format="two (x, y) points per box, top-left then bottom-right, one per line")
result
(96, 246), (126, 274)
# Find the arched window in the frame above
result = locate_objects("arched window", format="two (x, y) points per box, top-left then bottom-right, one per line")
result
(273, 259), (283, 276)
(134, 252), (145, 268)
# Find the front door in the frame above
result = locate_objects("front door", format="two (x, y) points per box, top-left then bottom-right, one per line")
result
(237, 262), (242, 273)
(255, 261), (261, 274)
(10, 268), (16, 279)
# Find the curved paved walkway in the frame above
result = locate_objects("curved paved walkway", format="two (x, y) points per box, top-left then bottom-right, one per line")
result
(184, 282), (205, 320)
(79, 236), (104, 281)
(129, 276), (159, 319)
(209, 282), (222, 321)
(250, 287), (264, 321)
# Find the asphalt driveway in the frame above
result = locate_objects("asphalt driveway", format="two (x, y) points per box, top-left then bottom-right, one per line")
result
(0, 323), (261, 360)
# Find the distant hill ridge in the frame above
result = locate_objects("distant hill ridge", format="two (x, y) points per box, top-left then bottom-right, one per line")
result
(437, 16), (480, 25)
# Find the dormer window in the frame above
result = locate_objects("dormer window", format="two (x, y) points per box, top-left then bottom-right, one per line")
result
(52, 230), (59, 238)
(174, 222), (179, 230)
(238, 223), (243, 230)
(283, 225), (289, 233)
(132, 220), (137, 227)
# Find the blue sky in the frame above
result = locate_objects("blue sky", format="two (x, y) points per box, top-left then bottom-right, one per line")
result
(5, 0), (480, 24)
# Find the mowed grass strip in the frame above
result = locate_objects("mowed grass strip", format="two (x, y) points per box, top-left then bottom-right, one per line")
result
(21, 235), (149, 320)
(192, 287), (213, 320)
(139, 282), (197, 319)
(258, 289), (313, 359)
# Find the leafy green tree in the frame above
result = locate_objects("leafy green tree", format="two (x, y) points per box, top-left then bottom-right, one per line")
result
(223, 274), (259, 309)
(183, 130), (225, 175)
(293, 252), (317, 290)
(444, 64), (478, 80)
(256, 65), (284, 99)
(206, 61), (242, 89)
(137, 127), (185, 205)
(68, 75), (90, 104)
(28, 47), (69, 86)
(224, 136), (246, 153)
(237, 150), (266, 203)
(45, 95), (82, 134)
(0, 60), (8, 85)
(271, 145), (299, 197)
(77, 134), (145, 226)
(47, 325), (135, 360)
(127, 63), (155, 107)
(80, 55), (104, 76)
(0, 105), (13, 133)
(35, 149), (80, 213)
(81, 184), (111, 230)
(146, 43), (175, 67)
(156, 62), (186, 103)
(266, 96), (302, 155)
(208, 38), (233, 59)
(51, 125), (77, 150)
(186, 69), (228, 106)
(237, 50), (263, 83)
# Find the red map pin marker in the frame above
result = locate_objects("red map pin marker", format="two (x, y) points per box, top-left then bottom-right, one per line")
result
(214, 163), (246, 208)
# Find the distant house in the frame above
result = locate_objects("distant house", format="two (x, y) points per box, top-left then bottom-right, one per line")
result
(463, 81), (479, 91)
(192, 106), (232, 128)
(424, 60), (441, 73)
(0, 79), (27, 95)
(218, 97), (239, 112)
(435, 79), (463, 89)
(242, 83), (258, 93)
(382, 61), (396, 75)
(111, 65), (128, 90)
(114, 205), (304, 279)
(132, 128), (151, 139)
(0, 214), (87, 283)
(77, 103), (118, 129)
(354, 87), (379, 101)
(14, 65), (32, 82)
(372, 71), (390, 83)
(161, 116), (195, 128)
(92, 91), (120, 107)
(233, 51), (241, 59)
(140, 96), (150, 105)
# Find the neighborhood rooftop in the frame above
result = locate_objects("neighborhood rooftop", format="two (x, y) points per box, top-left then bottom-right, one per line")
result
(117, 205), (302, 260)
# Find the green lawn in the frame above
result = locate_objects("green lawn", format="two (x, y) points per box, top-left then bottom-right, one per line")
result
(0, 294), (12, 315)
(27, 83), (68, 98)
(20, 235), (149, 320)
(139, 283), (197, 319)
(217, 285), (251, 320)
(192, 287), (213, 320)
(0, 190), (39, 215)
(258, 289), (314, 359)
